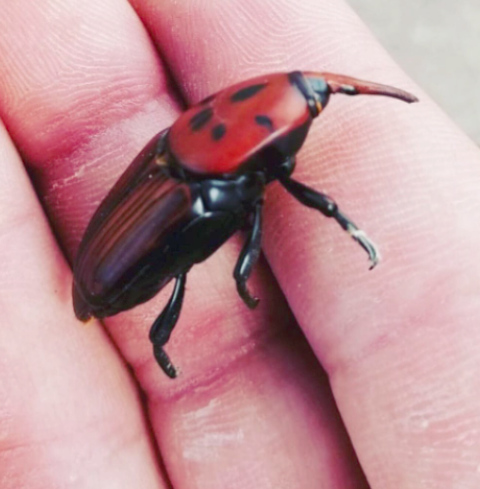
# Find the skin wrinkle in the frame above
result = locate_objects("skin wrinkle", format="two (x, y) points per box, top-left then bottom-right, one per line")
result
(145, 322), (308, 403)
(157, 335), (368, 489)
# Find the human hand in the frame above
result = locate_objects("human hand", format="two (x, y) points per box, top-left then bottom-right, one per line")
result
(1, 1), (479, 488)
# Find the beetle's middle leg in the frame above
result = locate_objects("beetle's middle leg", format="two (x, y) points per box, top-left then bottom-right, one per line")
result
(276, 171), (379, 269)
(149, 272), (187, 378)
(234, 201), (263, 309)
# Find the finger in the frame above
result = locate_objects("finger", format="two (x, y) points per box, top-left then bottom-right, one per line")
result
(135, 0), (480, 487)
(0, 3), (178, 488)
(0, 1), (367, 489)
(0, 120), (168, 487)
(0, 0), (179, 251)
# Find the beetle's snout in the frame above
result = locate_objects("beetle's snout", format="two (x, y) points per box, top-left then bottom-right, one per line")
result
(305, 71), (418, 104)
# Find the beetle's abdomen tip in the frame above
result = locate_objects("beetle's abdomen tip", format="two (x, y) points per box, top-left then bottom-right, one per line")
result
(76, 310), (92, 322)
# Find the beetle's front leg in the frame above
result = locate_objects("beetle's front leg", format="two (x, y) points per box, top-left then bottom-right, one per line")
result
(149, 272), (187, 378)
(234, 201), (263, 309)
(277, 172), (379, 269)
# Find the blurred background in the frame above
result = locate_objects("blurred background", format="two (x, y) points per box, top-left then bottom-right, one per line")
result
(348, 0), (480, 144)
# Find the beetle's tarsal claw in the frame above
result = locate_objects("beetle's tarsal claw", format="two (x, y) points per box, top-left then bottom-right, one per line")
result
(153, 344), (178, 378)
(329, 209), (380, 269)
(347, 227), (381, 269)
(237, 281), (260, 309)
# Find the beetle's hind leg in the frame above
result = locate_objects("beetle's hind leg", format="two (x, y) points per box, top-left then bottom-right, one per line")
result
(234, 201), (263, 309)
(149, 273), (187, 378)
(277, 172), (380, 269)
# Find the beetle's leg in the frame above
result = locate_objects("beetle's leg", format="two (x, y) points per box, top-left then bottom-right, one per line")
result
(234, 201), (263, 309)
(149, 272), (187, 378)
(277, 173), (379, 269)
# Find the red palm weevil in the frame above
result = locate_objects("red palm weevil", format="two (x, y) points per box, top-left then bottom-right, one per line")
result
(73, 71), (417, 378)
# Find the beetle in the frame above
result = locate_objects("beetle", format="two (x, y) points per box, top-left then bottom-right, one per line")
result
(73, 71), (417, 378)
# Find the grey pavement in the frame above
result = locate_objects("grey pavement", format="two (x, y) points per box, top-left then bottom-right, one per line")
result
(348, 0), (480, 144)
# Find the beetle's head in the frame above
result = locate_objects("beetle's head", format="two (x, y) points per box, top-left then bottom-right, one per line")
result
(303, 75), (331, 116)
(303, 71), (418, 117)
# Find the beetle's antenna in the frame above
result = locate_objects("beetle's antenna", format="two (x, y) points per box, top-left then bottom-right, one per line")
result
(305, 71), (418, 104)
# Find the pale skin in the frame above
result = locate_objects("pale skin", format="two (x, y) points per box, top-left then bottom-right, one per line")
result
(1, 1), (480, 488)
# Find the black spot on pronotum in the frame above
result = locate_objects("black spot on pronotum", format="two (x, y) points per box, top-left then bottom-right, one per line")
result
(255, 115), (274, 132)
(230, 83), (267, 102)
(189, 108), (213, 131)
(211, 123), (226, 141)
